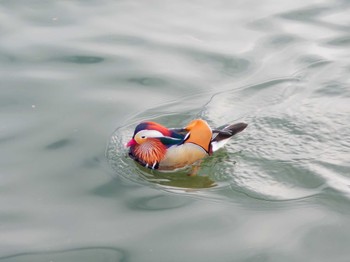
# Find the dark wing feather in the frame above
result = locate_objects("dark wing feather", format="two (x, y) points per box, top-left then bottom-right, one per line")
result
(158, 136), (185, 147)
(169, 128), (189, 139)
(211, 122), (247, 142)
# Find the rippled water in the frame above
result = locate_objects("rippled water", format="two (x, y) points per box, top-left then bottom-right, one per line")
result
(1, 0), (350, 261)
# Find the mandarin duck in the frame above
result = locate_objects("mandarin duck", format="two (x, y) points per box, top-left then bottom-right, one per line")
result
(126, 119), (247, 171)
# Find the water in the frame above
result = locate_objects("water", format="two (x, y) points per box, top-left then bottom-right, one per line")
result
(1, 0), (350, 261)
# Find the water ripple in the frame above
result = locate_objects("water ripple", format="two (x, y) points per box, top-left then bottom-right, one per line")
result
(106, 75), (327, 201)
(0, 246), (129, 262)
(107, 50), (350, 203)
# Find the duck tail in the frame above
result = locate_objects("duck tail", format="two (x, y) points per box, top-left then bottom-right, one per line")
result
(210, 122), (248, 153)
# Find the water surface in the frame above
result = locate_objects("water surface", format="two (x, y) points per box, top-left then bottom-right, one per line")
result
(1, 0), (350, 261)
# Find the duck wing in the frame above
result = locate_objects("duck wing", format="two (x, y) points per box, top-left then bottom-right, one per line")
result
(211, 122), (247, 152)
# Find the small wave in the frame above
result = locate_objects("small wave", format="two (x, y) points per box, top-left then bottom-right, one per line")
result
(106, 75), (334, 202)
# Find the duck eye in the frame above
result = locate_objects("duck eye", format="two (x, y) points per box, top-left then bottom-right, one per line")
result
(141, 136), (146, 139)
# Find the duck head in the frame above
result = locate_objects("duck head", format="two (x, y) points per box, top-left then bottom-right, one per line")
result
(126, 122), (168, 167)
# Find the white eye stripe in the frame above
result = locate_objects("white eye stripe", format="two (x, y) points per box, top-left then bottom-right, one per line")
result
(136, 130), (164, 138)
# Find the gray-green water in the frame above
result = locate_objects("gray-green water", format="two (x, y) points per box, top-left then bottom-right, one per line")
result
(1, 0), (350, 261)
